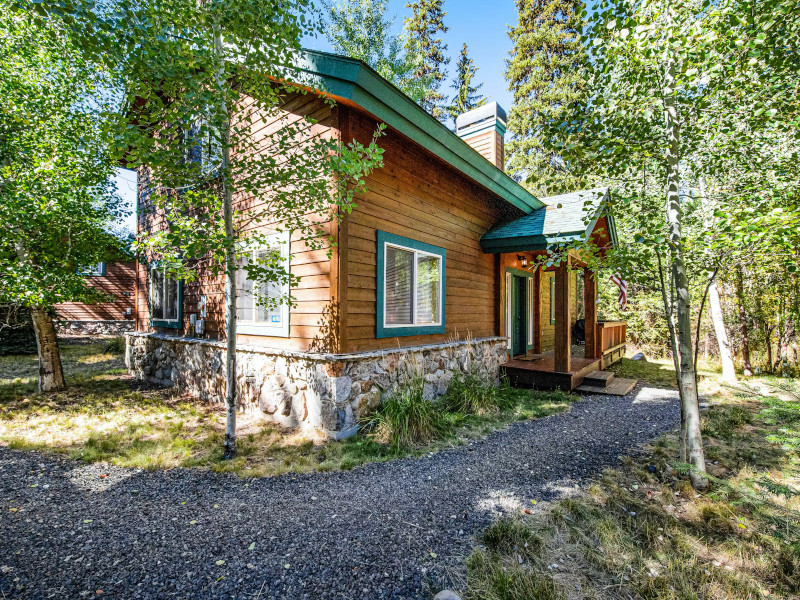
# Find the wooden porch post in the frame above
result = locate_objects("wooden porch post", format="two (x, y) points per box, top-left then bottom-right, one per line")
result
(554, 257), (571, 372)
(584, 268), (598, 359)
(532, 266), (542, 354)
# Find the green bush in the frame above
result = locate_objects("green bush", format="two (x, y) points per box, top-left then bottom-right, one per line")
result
(441, 372), (508, 415)
(361, 376), (447, 448)
(104, 337), (126, 355)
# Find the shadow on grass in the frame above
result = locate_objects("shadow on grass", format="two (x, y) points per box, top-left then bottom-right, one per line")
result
(1, 341), (577, 478)
(461, 381), (800, 600)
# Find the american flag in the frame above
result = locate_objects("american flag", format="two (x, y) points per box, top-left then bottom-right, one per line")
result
(609, 273), (628, 310)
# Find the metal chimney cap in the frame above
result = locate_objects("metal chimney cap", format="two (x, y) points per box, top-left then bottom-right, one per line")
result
(455, 101), (507, 133)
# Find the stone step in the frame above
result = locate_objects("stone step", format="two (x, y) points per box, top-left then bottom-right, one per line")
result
(576, 377), (638, 397)
(583, 370), (615, 387)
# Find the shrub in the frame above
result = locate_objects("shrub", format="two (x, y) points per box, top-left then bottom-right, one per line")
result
(441, 372), (511, 415)
(104, 337), (126, 355)
(362, 376), (447, 448)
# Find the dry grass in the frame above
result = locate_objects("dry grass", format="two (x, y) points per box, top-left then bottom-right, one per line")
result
(463, 372), (800, 600)
(0, 339), (575, 477)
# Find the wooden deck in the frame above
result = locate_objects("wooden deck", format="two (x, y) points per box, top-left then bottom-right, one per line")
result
(502, 353), (602, 390)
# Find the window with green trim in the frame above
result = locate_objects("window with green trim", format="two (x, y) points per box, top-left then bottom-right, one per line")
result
(377, 231), (446, 338)
(549, 275), (556, 325)
(150, 264), (182, 329)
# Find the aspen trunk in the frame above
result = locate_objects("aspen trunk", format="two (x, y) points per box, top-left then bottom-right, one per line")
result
(708, 282), (736, 382)
(215, 27), (237, 459)
(735, 266), (753, 376)
(663, 47), (706, 488)
(30, 307), (66, 392)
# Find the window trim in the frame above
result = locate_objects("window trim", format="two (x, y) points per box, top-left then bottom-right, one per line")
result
(376, 231), (446, 338)
(78, 262), (105, 277)
(149, 262), (183, 329)
(235, 231), (291, 338)
(549, 275), (556, 325)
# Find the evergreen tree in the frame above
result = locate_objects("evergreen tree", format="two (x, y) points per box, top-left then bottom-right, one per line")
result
(403, 0), (450, 121)
(322, 0), (426, 103)
(447, 43), (486, 127)
(505, 0), (588, 195)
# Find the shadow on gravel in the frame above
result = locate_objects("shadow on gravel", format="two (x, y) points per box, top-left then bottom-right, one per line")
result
(0, 385), (679, 600)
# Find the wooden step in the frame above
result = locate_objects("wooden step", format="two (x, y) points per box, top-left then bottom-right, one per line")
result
(576, 377), (638, 396)
(583, 370), (615, 387)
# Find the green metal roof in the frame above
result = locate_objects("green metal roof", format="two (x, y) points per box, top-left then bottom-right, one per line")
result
(292, 50), (543, 214)
(480, 188), (618, 253)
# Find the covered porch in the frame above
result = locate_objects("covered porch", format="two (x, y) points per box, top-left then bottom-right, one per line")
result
(480, 189), (631, 391)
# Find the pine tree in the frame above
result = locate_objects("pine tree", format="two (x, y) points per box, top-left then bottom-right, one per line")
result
(447, 43), (486, 127)
(403, 0), (450, 121)
(505, 0), (588, 195)
(322, 0), (425, 103)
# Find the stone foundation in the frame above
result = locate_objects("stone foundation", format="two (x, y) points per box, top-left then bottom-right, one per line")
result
(125, 333), (509, 437)
(57, 320), (135, 336)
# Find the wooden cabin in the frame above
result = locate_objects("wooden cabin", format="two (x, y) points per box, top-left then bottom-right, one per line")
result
(56, 260), (136, 335)
(127, 50), (629, 436)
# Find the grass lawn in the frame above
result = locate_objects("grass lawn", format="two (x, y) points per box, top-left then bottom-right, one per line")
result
(0, 338), (575, 478)
(609, 354), (724, 390)
(463, 362), (800, 599)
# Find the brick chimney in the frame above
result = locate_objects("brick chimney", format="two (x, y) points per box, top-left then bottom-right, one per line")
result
(455, 102), (507, 170)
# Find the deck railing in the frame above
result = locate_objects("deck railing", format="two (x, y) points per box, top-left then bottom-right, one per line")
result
(596, 321), (627, 368)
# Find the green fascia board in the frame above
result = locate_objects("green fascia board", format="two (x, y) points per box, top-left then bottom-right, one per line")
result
(293, 51), (542, 214)
(481, 231), (585, 253)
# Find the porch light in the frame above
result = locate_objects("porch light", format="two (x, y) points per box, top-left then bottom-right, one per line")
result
(518, 255), (528, 267)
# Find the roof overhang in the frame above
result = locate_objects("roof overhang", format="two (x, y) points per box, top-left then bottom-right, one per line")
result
(291, 50), (542, 214)
(480, 188), (618, 253)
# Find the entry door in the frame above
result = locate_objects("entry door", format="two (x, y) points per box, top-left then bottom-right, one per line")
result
(511, 275), (528, 356)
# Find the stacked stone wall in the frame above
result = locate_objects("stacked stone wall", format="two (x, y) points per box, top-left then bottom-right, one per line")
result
(125, 333), (508, 437)
(57, 320), (135, 336)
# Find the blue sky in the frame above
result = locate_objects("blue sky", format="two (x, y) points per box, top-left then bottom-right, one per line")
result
(117, 1), (521, 234)
(303, 0), (520, 113)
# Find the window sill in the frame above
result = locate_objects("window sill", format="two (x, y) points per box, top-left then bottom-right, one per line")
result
(237, 323), (289, 338)
(376, 323), (445, 338)
(151, 320), (181, 329)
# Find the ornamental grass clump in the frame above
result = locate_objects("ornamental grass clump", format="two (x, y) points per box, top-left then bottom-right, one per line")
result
(441, 372), (508, 416)
(363, 376), (447, 448)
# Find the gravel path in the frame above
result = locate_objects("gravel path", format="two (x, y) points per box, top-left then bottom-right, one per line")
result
(0, 385), (679, 600)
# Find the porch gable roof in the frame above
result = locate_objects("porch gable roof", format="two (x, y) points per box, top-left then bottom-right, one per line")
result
(479, 188), (618, 253)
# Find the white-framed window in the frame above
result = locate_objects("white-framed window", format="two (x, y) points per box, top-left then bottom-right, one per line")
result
(235, 231), (290, 337)
(376, 231), (446, 338)
(184, 117), (222, 175)
(79, 263), (105, 277)
(150, 264), (181, 328)
(384, 244), (442, 327)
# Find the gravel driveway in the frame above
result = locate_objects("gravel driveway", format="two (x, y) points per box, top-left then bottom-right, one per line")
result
(0, 385), (679, 600)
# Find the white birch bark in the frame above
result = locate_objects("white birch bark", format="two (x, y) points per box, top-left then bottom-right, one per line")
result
(708, 283), (736, 382)
(663, 27), (706, 487)
(30, 307), (66, 392)
(214, 27), (237, 459)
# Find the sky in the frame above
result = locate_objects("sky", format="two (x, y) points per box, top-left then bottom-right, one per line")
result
(302, 0), (520, 113)
(116, 1), (521, 235)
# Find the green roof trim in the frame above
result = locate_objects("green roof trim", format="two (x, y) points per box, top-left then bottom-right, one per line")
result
(292, 50), (542, 214)
(480, 188), (618, 253)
